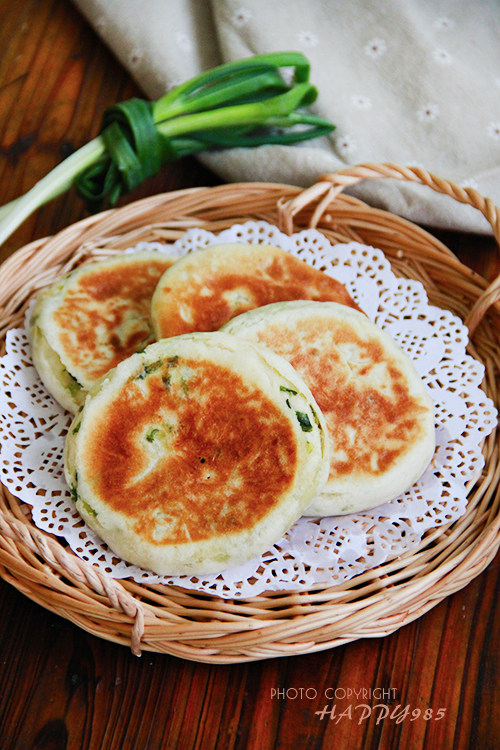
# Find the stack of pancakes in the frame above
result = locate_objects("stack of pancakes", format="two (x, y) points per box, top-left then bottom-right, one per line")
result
(30, 242), (435, 575)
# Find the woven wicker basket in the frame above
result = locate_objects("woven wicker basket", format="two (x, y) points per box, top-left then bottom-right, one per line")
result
(0, 163), (499, 663)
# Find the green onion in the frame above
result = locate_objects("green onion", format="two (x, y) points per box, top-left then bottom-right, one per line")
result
(65, 372), (82, 396)
(280, 385), (298, 395)
(80, 499), (98, 517)
(136, 359), (163, 379)
(0, 52), (334, 247)
(295, 411), (313, 432)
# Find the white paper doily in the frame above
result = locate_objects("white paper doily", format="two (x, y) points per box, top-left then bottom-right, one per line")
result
(0, 221), (497, 599)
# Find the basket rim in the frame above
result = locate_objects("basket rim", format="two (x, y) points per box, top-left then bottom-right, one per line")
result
(0, 166), (498, 662)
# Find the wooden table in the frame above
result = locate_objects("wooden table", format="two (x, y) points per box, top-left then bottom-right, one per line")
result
(0, 3), (498, 748)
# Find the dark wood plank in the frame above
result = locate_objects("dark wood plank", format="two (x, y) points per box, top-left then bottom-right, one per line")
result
(0, 557), (498, 749)
(0, 2), (498, 749)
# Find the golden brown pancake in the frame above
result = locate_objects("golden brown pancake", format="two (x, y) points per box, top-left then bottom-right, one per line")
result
(222, 301), (435, 515)
(151, 242), (361, 339)
(64, 332), (330, 575)
(30, 251), (176, 412)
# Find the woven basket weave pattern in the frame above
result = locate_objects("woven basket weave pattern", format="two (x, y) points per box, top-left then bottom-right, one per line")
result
(0, 163), (498, 662)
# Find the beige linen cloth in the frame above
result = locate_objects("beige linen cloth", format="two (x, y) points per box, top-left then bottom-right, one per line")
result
(71, 0), (500, 233)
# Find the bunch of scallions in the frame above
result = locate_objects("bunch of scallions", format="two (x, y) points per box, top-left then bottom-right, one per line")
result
(0, 52), (334, 247)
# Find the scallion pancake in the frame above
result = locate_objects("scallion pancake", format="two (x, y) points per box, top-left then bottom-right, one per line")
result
(30, 251), (176, 412)
(151, 242), (361, 339)
(222, 301), (435, 516)
(64, 332), (330, 575)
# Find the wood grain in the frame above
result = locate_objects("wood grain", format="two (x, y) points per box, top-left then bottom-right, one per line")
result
(0, 1), (498, 748)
